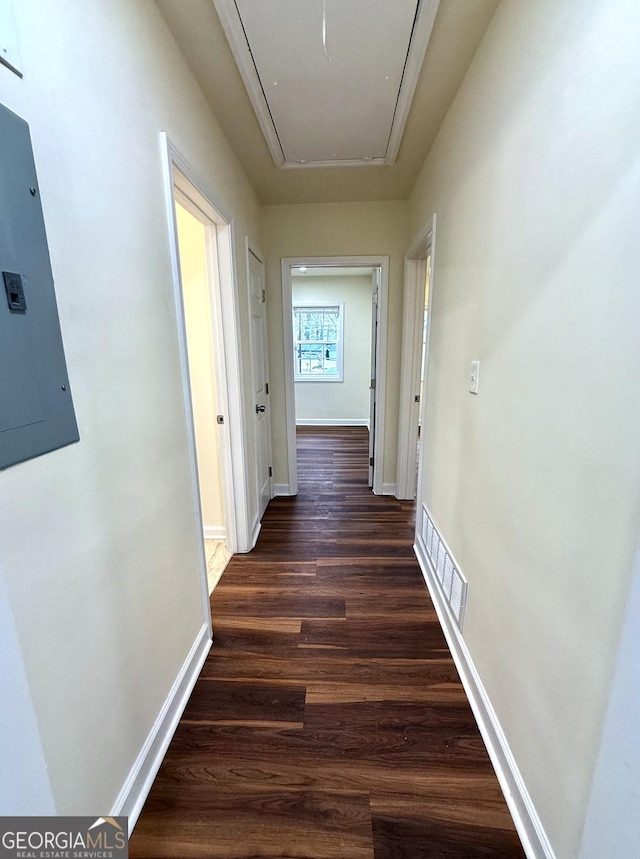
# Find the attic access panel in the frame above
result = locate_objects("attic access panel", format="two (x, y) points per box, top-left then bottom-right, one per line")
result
(213, 0), (440, 169)
(0, 103), (79, 470)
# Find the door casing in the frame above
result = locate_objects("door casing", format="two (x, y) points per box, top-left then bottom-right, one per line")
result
(281, 255), (390, 496)
(368, 269), (380, 487)
(396, 214), (437, 501)
(161, 134), (254, 571)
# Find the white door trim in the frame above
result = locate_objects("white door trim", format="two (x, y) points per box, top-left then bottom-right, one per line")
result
(160, 134), (252, 575)
(281, 255), (389, 496)
(396, 215), (437, 500)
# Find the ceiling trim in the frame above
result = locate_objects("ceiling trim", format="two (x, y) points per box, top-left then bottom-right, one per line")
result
(386, 0), (440, 164)
(282, 157), (386, 171)
(212, 0), (440, 170)
(213, 0), (286, 168)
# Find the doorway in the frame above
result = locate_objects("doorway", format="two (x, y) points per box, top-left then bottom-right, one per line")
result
(173, 200), (231, 593)
(161, 137), (254, 614)
(282, 256), (390, 495)
(396, 215), (437, 501)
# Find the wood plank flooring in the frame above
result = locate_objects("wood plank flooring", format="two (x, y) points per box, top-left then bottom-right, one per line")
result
(130, 427), (525, 858)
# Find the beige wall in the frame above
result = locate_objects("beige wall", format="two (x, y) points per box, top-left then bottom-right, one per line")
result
(262, 202), (408, 489)
(0, 0), (260, 815)
(409, 0), (640, 855)
(176, 204), (225, 534)
(293, 275), (372, 423)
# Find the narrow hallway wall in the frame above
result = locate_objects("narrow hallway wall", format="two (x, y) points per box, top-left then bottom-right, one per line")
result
(0, 0), (260, 816)
(408, 0), (640, 854)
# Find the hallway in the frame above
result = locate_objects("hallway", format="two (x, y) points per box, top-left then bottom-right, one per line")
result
(129, 427), (524, 858)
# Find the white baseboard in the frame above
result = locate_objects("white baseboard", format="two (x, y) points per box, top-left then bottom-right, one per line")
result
(203, 525), (226, 541)
(382, 482), (397, 496)
(112, 622), (212, 834)
(273, 483), (294, 496)
(414, 534), (555, 859)
(295, 418), (369, 427)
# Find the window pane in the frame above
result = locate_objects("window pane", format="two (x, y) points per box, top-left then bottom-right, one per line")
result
(293, 305), (342, 380)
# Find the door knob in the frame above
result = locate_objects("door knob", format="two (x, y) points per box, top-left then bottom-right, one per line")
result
(255, 404), (266, 413)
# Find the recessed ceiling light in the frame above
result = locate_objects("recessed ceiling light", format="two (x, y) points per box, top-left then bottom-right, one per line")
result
(298, 266), (307, 272)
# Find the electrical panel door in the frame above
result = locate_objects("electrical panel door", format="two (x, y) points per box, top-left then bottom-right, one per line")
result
(0, 103), (79, 469)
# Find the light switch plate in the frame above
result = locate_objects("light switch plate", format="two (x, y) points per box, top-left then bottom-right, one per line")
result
(469, 360), (480, 394)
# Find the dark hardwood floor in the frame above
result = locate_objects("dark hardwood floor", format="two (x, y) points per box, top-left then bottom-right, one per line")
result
(130, 427), (525, 858)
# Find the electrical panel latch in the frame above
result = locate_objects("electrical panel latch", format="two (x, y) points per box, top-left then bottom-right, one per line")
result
(3, 271), (26, 313)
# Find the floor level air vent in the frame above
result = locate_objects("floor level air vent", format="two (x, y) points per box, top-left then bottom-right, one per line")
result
(421, 506), (468, 628)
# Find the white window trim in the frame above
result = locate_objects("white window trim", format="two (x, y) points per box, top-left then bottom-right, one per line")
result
(293, 303), (344, 382)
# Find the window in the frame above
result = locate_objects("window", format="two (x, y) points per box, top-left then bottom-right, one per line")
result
(293, 304), (343, 381)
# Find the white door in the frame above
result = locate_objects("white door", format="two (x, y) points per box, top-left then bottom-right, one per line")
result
(368, 269), (380, 487)
(248, 249), (272, 517)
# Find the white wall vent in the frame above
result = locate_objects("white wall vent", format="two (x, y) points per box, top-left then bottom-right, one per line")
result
(421, 506), (468, 629)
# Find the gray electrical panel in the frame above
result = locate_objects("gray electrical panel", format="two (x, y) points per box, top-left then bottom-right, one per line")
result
(1, 103), (79, 469)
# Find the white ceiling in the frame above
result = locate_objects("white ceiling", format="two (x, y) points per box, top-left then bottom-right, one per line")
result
(213, 0), (439, 169)
(155, 0), (499, 204)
